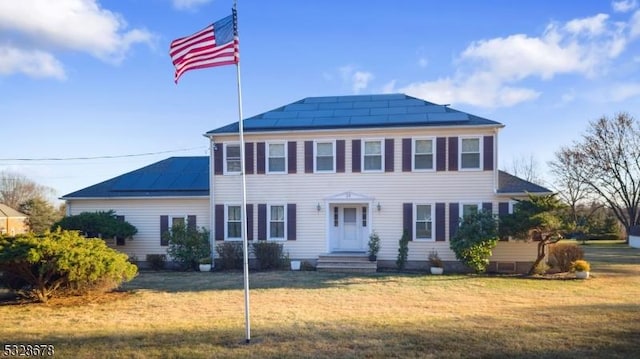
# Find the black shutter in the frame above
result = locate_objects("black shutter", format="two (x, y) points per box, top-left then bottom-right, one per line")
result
(352, 139), (361, 173)
(403, 203), (413, 240)
(245, 142), (254, 174)
(482, 202), (493, 213)
(436, 137), (446, 171)
(160, 215), (169, 246)
(246, 204), (254, 241)
(448, 137), (458, 171)
(116, 215), (125, 246)
(257, 142), (265, 174)
(287, 204), (296, 241)
(258, 204), (267, 240)
(214, 142), (223, 175)
(449, 203), (459, 240)
(402, 138), (411, 172)
(215, 205), (224, 241)
(336, 140), (345, 173)
(483, 136), (494, 171)
(435, 203), (445, 242)
(498, 202), (510, 241)
(385, 139), (394, 172)
(304, 141), (313, 173)
(187, 215), (196, 230)
(288, 141), (297, 174)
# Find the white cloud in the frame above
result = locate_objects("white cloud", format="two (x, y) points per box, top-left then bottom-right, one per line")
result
(0, 45), (65, 79)
(0, 0), (154, 78)
(381, 80), (397, 93)
(612, 0), (638, 13)
(172, 0), (213, 11)
(609, 82), (640, 101)
(393, 11), (639, 108)
(352, 71), (374, 94)
(338, 65), (374, 94)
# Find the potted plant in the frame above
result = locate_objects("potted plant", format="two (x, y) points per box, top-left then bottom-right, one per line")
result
(572, 259), (590, 279)
(428, 250), (444, 275)
(198, 257), (212, 272)
(368, 232), (380, 261)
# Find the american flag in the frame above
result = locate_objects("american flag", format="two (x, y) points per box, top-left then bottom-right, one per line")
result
(170, 9), (239, 83)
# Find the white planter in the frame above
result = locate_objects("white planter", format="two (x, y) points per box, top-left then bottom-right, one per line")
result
(430, 267), (444, 275)
(576, 271), (589, 279)
(290, 260), (301, 271)
(199, 264), (211, 272)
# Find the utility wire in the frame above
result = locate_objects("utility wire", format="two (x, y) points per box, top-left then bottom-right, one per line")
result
(0, 147), (207, 161)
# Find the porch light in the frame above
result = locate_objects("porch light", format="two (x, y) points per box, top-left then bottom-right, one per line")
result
(316, 203), (321, 212)
(377, 202), (381, 211)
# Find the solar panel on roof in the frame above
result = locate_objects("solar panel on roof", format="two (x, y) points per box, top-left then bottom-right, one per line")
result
(303, 96), (338, 103)
(349, 115), (389, 125)
(389, 99), (425, 107)
(427, 112), (469, 122)
(284, 103), (318, 111)
(333, 108), (370, 116)
(276, 118), (312, 127)
(337, 95), (373, 102)
(371, 107), (408, 115)
(352, 101), (389, 109)
(406, 105), (447, 114)
(262, 111), (298, 119)
(311, 117), (350, 127)
(297, 110), (334, 118)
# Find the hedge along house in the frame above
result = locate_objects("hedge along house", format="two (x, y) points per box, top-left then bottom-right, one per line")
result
(61, 157), (210, 263)
(206, 93), (552, 272)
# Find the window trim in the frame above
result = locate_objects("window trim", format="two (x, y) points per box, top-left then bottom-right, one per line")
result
(412, 137), (436, 171)
(459, 136), (483, 170)
(224, 142), (242, 175)
(459, 202), (481, 220)
(414, 203), (435, 241)
(314, 140), (336, 173)
(266, 141), (287, 174)
(225, 204), (242, 241)
(267, 203), (287, 241)
(361, 138), (384, 173)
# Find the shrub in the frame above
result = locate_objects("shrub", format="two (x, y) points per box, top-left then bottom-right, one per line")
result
(450, 210), (498, 273)
(572, 259), (591, 272)
(300, 260), (315, 271)
(428, 250), (443, 267)
(52, 210), (137, 239)
(0, 230), (137, 303)
(549, 243), (584, 272)
(368, 232), (380, 257)
(396, 230), (410, 270)
(165, 222), (210, 271)
(251, 241), (287, 270)
(215, 242), (244, 270)
(146, 254), (167, 271)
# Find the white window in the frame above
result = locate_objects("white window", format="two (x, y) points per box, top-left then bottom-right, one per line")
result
(267, 142), (286, 173)
(362, 139), (383, 172)
(415, 204), (434, 240)
(413, 138), (434, 170)
(315, 141), (335, 172)
(268, 204), (286, 240)
(226, 205), (242, 240)
(460, 203), (480, 219)
(460, 137), (481, 170)
(225, 144), (241, 174)
(171, 216), (185, 229)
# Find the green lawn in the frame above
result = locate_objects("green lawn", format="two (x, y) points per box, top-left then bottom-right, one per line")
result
(1, 245), (639, 358)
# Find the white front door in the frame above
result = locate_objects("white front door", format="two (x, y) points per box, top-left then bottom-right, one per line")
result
(335, 206), (366, 251)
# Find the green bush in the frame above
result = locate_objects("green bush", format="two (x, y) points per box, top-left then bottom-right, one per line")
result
(251, 241), (287, 270)
(165, 222), (210, 271)
(0, 230), (137, 303)
(549, 243), (584, 272)
(300, 260), (315, 271)
(396, 230), (410, 270)
(53, 210), (137, 239)
(146, 254), (167, 271)
(450, 210), (498, 273)
(215, 242), (244, 270)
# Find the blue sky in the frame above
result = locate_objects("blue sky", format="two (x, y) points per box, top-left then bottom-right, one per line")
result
(2, 0), (640, 199)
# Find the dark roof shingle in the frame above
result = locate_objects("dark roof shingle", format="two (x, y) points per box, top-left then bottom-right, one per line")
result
(497, 170), (553, 195)
(207, 94), (502, 134)
(62, 157), (209, 199)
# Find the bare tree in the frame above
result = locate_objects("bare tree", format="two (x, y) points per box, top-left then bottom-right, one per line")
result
(570, 113), (640, 242)
(0, 171), (54, 210)
(548, 147), (595, 228)
(507, 154), (544, 185)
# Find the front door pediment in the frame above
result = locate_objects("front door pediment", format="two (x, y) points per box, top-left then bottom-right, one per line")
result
(324, 191), (374, 203)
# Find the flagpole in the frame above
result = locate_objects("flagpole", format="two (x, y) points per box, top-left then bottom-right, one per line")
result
(233, 0), (251, 344)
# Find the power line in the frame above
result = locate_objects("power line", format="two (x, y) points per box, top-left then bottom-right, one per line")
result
(0, 147), (208, 162)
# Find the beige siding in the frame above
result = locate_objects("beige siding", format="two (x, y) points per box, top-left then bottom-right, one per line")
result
(490, 241), (539, 262)
(66, 198), (209, 259)
(211, 126), (501, 261)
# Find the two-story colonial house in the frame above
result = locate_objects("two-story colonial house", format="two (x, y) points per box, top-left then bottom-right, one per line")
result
(62, 94), (551, 272)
